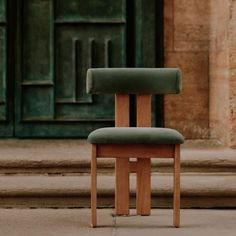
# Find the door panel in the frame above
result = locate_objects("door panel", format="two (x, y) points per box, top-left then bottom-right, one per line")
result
(55, 0), (125, 21)
(55, 24), (125, 120)
(15, 0), (126, 137)
(12, 0), (163, 138)
(0, 0), (13, 137)
(0, 21), (7, 121)
(21, 0), (55, 121)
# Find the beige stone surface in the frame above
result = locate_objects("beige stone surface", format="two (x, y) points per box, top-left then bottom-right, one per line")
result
(208, 0), (236, 147)
(0, 139), (236, 174)
(228, 1), (236, 146)
(0, 174), (235, 197)
(164, 0), (236, 145)
(174, 40), (209, 52)
(209, 0), (231, 146)
(0, 209), (114, 236)
(0, 173), (235, 208)
(164, 52), (209, 138)
(115, 209), (236, 236)
(174, 0), (210, 26)
(0, 209), (235, 236)
(0, 139), (235, 208)
(164, 0), (174, 50)
(164, 0), (210, 139)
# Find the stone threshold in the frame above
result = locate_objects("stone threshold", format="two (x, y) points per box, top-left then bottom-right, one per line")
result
(0, 139), (235, 174)
(0, 173), (235, 208)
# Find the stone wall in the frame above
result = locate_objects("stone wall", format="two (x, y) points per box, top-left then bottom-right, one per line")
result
(229, 1), (236, 147)
(164, 0), (236, 147)
(209, 0), (230, 145)
(209, 0), (236, 147)
(164, 0), (210, 139)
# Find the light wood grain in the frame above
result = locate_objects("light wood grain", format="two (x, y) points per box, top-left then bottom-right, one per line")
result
(91, 144), (97, 227)
(136, 158), (151, 215)
(137, 95), (152, 127)
(115, 158), (130, 215)
(173, 144), (180, 227)
(115, 94), (130, 215)
(97, 144), (175, 158)
(136, 95), (152, 215)
(115, 94), (130, 127)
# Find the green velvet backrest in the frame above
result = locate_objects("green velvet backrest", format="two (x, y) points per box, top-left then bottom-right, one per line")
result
(86, 68), (182, 94)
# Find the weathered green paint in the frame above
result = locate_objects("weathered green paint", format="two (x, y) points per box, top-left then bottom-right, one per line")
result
(55, 0), (125, 22)
(55, 24), (125, 105)
(15, 0), (127, 137)
(0, 27), (6, 121)
(0, 0), (14, 137)
(0, 0), (6, 22)
(1, 0), (163, 138)
(21, 0), (54, 120)
(0, 0), (6, 121)
(23, 0), (53, 82)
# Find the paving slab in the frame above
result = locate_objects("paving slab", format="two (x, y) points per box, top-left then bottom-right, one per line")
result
(0, 209), (235, 236)
(0, 209), (114, 236)
(115, 209), (236, 236)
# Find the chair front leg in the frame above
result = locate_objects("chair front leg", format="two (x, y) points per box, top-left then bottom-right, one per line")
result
(173, 144), (180, 228)
(91, 144), (97, 227)
(115, 158), (130, 215)
(136, 158), (151, 215)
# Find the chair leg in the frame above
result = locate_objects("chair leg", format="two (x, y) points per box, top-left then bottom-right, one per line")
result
(173, 144), (180, 228)
(136, 158), (151, 215)
(91, 144), (97, 227)
(115, 158), (130, 215)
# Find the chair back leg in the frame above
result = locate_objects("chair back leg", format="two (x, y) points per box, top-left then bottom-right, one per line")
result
(173, 144), (180, 227)
(91, 144), (97, 227)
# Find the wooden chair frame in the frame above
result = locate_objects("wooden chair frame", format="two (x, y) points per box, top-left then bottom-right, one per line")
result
(91, 94), (180, 228)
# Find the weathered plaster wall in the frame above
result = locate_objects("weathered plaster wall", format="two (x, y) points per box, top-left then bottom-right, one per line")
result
(209, 0), (230, 145)
(228, 0), (236, 147)
(164, 0), (210, 139)
(209, 0), (236, 147)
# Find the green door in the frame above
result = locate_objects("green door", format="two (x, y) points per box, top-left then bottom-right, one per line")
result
(1, 0), (163, 138)
(0, 0), (14, 137)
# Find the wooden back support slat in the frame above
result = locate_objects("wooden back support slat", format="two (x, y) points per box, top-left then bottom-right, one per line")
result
(137, 95), (152, 127)
(136, 94), (152, 215)
(115, 94), (130, 215)
(115, 94), (130, 127)
(114, 94), (152, 216)
(115, 94), (152, 127)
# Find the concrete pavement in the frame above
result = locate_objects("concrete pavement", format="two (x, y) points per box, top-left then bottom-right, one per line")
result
(0, 209), (235, 236)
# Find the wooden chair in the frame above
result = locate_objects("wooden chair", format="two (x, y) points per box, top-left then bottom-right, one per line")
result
(86, 68), (184, 228)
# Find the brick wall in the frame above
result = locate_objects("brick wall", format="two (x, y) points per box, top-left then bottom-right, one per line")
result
(164, 0), (210, 139)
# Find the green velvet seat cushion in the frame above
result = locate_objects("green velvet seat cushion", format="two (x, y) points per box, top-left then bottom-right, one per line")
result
(88, 127), (184, 145)
(87, 68), (182, 94)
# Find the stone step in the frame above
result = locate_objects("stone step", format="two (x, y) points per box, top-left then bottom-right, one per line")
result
(0, 139), (235, 174)
(0, 173), (235, 208)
